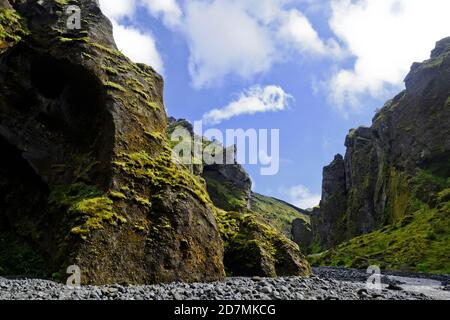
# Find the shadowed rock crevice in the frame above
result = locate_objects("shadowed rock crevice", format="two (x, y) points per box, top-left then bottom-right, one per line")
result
(0, 135), (49, 276)
(0, 46), (115, 189)
(0, 45), (117, 277)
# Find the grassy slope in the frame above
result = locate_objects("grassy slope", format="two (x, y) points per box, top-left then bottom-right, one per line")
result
(251, 192), (310, 237)
(311, 171), (450, 274)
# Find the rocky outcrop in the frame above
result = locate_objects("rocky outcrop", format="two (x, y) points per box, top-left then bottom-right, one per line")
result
(203, 163), (252, 212)
(168, 117), (252, 212)
(309, 154), (348, 249)
(0, 0), (225, 284)
(167, 118), (311, 277)
(291, 219), (312, 253)
(301, 38), (450, 273)
(217, 210), (311, 277)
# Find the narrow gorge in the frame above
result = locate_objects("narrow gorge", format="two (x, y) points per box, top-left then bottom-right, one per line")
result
(0, 0), (448, 301)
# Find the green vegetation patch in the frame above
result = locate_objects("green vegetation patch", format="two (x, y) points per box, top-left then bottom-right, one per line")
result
(101, 65), (119, 76)
(250, 192), (310, 237)
(103, 81), (126, 92)
(216, 209), (309, 276)
(312, 169), (450, 274)
(385, 168), (410, 223)
(310, 202), (450, 274)
(49, 183), (127, 240)
(57, 36), (89, 44)
(422, 56), (444, 70)
(114, 150), (212, 207)
(69, 197), (127, 239)
(410, 169), (449, 208)
(205, 175), (248, 211)
(0, 8), (29, 50)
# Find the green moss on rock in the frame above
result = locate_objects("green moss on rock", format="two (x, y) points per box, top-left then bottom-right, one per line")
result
(69, 197), (127, 239)
(216, 209), (311, 277)
(385, 168), (410, 224)
(49, 183), (127, 240)
(0, 8), (29, 52)
(114, 150), (212, 207)
(103, 80), (126, 92)
(57, 36), (89, 43)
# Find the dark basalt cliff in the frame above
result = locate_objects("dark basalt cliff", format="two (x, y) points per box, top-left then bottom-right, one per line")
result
(168, 118), (311, 277)
(294, 38), (450, 273)
(0, 0), (226, 284)
(0, 0), (310, 283)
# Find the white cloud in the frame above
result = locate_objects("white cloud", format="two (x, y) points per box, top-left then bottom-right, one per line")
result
(112, 21), (164, 74)
(141, 0), (182, 28)
(101, 0), (337, 89)
(280, 185), (321, 209)
(236, 0), (291, 23)
(328, 0), (450, 110)
(279, 9), (327, 56)
(99, 0), (165, 74)
(98, 0), (136, 20)
(202, 85), (292, 124)
(184, 0), (276, 88)
(181, 0), (337, 88)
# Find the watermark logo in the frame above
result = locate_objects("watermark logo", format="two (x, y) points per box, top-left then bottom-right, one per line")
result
(66, 5), (81, 30)
(366, 265), (382, 292)
(66, 265), (81, 289)
(170, 121), (280, 176)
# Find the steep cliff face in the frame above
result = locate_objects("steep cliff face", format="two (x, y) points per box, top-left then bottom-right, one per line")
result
(302, 38), (450, 273)
(291, 219), (312, 253)
(311, 154), (348, 249)
(168, 118), (311, 277)
(203, 164), (252, 212)
(0, 0), (225, 284)
(167, 117), (252, 212)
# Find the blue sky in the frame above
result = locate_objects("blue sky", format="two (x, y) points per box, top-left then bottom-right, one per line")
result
(98, 0), (450, 208)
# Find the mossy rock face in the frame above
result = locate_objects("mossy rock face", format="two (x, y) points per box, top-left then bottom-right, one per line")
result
(167, 118), (312, 277)
(307, 38), (450, 274)
(216, 210), (311, 277)
(167, 117), (252, 212)
(203, 168), (251, 212)
(0, 0), (225, 284)
(167, 118), (307, 230)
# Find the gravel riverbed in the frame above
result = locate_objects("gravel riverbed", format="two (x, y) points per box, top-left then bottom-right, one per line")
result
(0, 267), (448, 300)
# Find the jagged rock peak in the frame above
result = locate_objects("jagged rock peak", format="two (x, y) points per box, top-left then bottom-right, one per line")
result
(430, 36), (450, 59)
